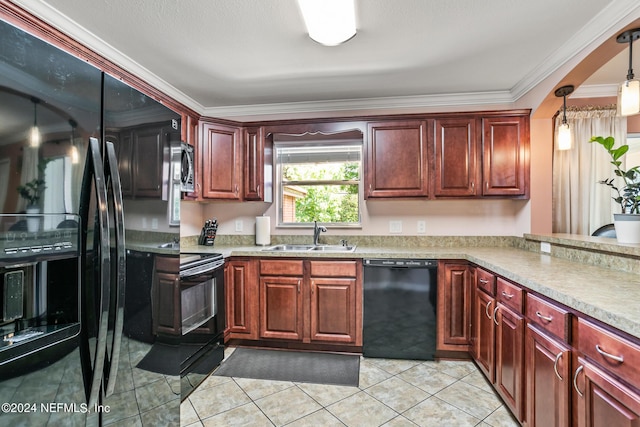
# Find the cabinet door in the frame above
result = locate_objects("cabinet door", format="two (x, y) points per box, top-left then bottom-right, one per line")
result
(154, 271), (180, 336)
(437, 262), (472, 352)
(434, 118), (478, 197)
(259, 276), (303, 340)
(575, 357), (640, 427)
(132, 126), (166, 197)
(225, 259), (258, 340)
(243, 127), (272, 202)
(474, 288), (496, 382)
(201, 122), (242, 199)
(482, 116), (528, 197)
(365, 120), (429, 198)
(310, 277), (357, 344)
(495, 303), (525, 422)
(525, 324), (571, 427)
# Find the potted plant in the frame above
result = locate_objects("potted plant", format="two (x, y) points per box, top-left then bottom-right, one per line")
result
(589, 136), (640, 243)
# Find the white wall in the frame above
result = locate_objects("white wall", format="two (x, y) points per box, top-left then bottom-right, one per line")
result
(124, 199), (178, 233)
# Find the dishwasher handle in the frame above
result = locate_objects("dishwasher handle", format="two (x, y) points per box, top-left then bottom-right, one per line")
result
(364, 259), (438, 268)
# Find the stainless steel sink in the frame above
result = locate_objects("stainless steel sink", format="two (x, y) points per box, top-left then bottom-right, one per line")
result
(262, 244), (316, 252)
(157, 242), (180, 249)
(262, 244), (356, 253)
(310, 245), (357, 252)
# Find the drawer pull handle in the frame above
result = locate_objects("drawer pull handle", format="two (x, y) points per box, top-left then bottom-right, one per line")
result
(493, 306), (499, 326)
(485, 300), (493, 319)
(479, 278), (489, 284)
(573, 365), (584, 397)
(595, 345), (624, 363)
(553, 352), (564, 381)
(535, 311), (553, 322)
(501, 291), (514, 299)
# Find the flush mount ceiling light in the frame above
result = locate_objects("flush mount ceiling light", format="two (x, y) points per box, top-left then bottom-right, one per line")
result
(616, 28), (640, 116)
(555, 85), (574, 150)
(29, 96), (41, 148)
(297, 0), (356, 46)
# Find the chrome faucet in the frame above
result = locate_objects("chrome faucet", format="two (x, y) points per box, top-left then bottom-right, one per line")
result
(313, 221), (327, 246)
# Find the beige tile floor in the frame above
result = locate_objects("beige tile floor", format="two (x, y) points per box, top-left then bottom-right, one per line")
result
(180, 347), (519, 427)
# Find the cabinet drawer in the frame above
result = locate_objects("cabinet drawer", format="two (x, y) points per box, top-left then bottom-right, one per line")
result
(496, 278), (522, 313)
(260, 259), (304, 276)
(310, 260), (357, 277)
(476, 268), (495, 296)
(525, 293), (570, 342)
(577, 318), (640, 386)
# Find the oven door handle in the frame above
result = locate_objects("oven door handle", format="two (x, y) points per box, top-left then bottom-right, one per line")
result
(180, 261), (224, 279)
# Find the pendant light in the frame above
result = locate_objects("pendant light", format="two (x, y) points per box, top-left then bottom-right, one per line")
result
(554, 85), (574, 150)
(29, 96), (41, 147)
(616, 28), (640, 117)
(69, 119), (79, 164)
(297, 0), (356, 46)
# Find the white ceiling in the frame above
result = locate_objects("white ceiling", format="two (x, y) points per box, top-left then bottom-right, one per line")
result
(9, 0), (640, 120)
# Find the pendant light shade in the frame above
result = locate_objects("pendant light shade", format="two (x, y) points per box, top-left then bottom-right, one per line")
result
(616, 28), (640, 117)
(554, 85), (574, 150)
(30, 97), (41, 148)
(297, 0), (356, 46)
(69, 119), (79, 164)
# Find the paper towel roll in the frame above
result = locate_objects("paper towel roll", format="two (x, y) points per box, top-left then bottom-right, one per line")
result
(256, 216), (271, 246)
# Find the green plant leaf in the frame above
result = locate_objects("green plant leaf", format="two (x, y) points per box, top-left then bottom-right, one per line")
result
(612, 145), (629, 160)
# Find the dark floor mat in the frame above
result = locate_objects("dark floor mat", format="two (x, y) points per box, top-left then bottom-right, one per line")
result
(214, 348), (360, 387)
(136, 343), (180, 376)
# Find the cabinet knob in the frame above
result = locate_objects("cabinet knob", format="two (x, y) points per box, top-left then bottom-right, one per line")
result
(535, 311), (553, 322)
(501, 291), (514, 300)
(297, 279), (301, 293)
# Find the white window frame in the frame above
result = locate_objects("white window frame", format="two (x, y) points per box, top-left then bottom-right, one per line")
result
(274, 140), (363, 229)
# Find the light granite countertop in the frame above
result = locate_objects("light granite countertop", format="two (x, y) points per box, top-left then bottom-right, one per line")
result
(181, 242), (640, 340)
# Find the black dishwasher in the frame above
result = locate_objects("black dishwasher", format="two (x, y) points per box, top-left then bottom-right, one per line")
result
(363, 259), (437, 360)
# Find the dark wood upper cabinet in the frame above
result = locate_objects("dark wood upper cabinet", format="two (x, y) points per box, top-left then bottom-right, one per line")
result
(131, 126), (166, 197)
(434, 117), (478, 197)
(482, 116), (529, 197)
(201, 122), (243, 200)
(244, 127), (273, 202)
(365, 120), (429, 198)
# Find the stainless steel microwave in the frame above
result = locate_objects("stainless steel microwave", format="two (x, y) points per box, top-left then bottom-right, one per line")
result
(181, 142), (195, 193)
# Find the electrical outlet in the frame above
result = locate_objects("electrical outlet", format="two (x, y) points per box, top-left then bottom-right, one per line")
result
(235, 219), (243, 232)
(417, 220), (426, 234)
(389, 220), (402, 234)
(151, 218), (158, 230)
(540, 242), (551, 254)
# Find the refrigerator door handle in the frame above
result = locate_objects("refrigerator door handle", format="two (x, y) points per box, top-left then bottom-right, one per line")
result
(103, 141), (126, 397)
(79, 137), (111, 407)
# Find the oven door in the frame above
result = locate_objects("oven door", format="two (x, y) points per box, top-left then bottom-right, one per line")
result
(180, 261), (225, 336)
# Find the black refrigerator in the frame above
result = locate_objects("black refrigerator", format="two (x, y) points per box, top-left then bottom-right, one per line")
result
(0, 18), (181, 425)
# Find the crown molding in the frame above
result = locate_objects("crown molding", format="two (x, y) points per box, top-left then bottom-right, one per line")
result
(572, 83), (618, 98)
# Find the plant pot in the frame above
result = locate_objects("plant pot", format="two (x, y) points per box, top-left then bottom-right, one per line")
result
(26, 206), (40, 232)
(613, 213), (640, 244)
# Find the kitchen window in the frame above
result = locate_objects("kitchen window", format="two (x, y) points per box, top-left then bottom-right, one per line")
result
(275, 140), (362, 227)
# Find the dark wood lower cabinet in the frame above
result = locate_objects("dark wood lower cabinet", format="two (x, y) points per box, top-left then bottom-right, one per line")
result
(473, 288), (496, 382)
(153, 256), (180, 336)
(225, 259), (258, 340)
(437, 262), (472, 352)
(495, 303), (525, 422)
(575, 357), (640, 427)
(525, 324), (571, 427)
(310, 277), (357, 344)
(259, 275), (303, 341)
